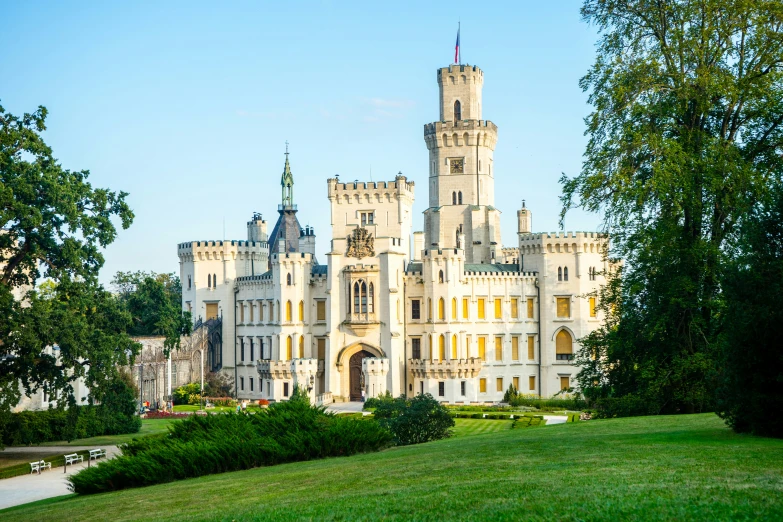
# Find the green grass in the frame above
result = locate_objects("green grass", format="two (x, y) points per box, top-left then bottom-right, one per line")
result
(452, 418), (514, 437)
(33, 419), (175, 447)
(3, 414), (782, 521)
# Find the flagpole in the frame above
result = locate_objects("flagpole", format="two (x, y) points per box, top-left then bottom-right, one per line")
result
(458, 21), (461, 64)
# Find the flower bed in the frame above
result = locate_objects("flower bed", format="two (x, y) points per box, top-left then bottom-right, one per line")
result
(144, 411), (191, 419)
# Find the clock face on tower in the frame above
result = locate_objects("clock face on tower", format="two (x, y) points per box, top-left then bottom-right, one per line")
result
(450, 158), (464, 174)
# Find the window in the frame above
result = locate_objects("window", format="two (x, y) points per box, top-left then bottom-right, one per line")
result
(589, 297), (597, 317)
(477, 298), (485, 319)
(269, 301), (274, 322)
(283, 382), (289, 397)
(511, 298), (518, 319)
(240, 339), (245, 362)
(172, 364), (178, 387)
(250, 338), (254, 361)
(250, 377), (254, 392)
(452, 334), (458, 359)
(316, 300), (326, 321)
(240, 377), (245, 391)
(317, 338), (326, 360)
(527, 298), (534, 319)
(529, 376), (536, 391)
(564, 267), (569, 281)
(454, 100), (461, 121)
(452, 192), (457, 205)
(495, 336), (503, 361)
(286, 273), (292, 285)
(411, 338), (421, 359)
(461, 381), (466, 396)
(479, 378), (486, 393)
(286, 336), (293, 360)
(428, 298), (432, 321)
(458, 191), (463, 204)
(285, 300), (292, 322)
(452, 298), (458, 320)
(213, 273), (217, 287)
(411, 299), (421, 320)
(494, 298), (502, 319)
(439, 334), (445, 360)
(299, 301), (304, 322)
(439, 270), (444, 283)
(560, 376), (570, 391)
(513, 376), (520, 391)
(466, 336), (471, 358)
(249, 302), (254, 323)
(298, 336), (304, 358)
(187, 275), (191, 290)
(478, 337), (486, 360)
(558, 267), (562, 281)
(496, 377), (504, 392)
(528, 335), (535, 360)
(428, 335), (433, 360)
(206, 303), (218, 320)
(462, 298), (469, 319)
(360, 212), (374, 226)
(557, 297), (571, 318)
(438, 382), (445, 397)
(438, 298), (445, 320)
(512, 336), (519, 361)
(240, 303), (245, 323)
(556, 330), (574, 360)
(369, 283), (374, 313)
(352, 280), (371, 314)
(207, 274), (211, 288)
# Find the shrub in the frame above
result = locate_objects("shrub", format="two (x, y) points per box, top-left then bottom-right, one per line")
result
(204, 397), (235, 407)
(69, 399), (392, 494)
(508, 395), (588, 411)
(373, 393), (454, 446)
(173, 383), (201, 405)
(591, 396), (659, 418)
(363, 390), (393, 410)
(258, 399), (269, 406)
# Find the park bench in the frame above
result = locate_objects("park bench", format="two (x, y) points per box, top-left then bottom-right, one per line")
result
(89, 448), (107, 461)
(64, 453), (83, 466)
(30, 460), (51, 474)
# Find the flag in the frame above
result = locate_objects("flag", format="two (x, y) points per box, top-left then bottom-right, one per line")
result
(455, 25), (460, 64)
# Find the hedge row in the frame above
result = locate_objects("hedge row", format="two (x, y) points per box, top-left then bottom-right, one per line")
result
(511, 416), (544, 428)
(507, 396), (588, 410)
(70, 399), (392, 494)
(0, 450), (91, 480)
(0, 406), (140, 446)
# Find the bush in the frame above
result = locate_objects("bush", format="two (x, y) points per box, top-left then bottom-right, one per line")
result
(204, 397), (235, 407)
(70, 399), (392, 494)
(373, 393), (454, 446)
(507, 395), (588, 411)
(591, 396), (660, 419)
(173, 383), (201, 405)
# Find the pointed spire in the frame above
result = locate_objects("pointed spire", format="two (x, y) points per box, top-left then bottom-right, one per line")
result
(281, 141), (294, 206)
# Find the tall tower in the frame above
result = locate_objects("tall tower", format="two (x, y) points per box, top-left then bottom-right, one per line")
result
(267, 147), (305, 268)
(422, 64), (501, 264)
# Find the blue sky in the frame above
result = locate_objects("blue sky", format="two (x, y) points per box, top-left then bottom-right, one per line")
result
(1, 1), (600, 285)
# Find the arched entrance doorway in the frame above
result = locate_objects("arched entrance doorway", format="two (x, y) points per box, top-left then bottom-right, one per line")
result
(349, 350), (373, 401)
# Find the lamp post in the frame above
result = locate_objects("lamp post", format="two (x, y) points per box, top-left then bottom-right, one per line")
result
(307, 374), (315, 404)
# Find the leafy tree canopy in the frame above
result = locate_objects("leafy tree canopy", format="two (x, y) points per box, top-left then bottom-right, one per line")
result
(562, 1), (783, 414)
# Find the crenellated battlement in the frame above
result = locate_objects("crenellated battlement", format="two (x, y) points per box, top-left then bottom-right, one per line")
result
(178, 240), (268, 262)
(519, 231), (609, 255)
(424, 119), (497, 136)
(437, 64), (483, 85)
(270, 251), (315, 266)
(327, 175), (415, 202)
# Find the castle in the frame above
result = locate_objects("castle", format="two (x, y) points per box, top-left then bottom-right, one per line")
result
(178, 63), (607, 404)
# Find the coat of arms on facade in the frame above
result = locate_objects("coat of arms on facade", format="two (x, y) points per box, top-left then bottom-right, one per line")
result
(347, 227), (374, 259)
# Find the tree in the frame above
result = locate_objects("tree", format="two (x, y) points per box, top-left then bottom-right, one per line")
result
(715, 187), (783, 437)
(112, 271), (192, 354)
(373, 394), (454, 446)
(561, 1), (783, 414)
(0, 103), (137, 416)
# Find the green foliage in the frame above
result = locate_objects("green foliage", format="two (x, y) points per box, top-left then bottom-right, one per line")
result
(373, 393), (454, 446)
(173, 383), (201, 406)
(0, 103), (137, 427)
(715, 188), (783, 437)
(363, 390), (393, 409)
(69, 399), (392, 494)
(112, 271), (191, 354)
(502, 384), (518, 403)
(507, 395), (588, 411)
(561, 1), (783, 417)
(0, 450), (90, 480)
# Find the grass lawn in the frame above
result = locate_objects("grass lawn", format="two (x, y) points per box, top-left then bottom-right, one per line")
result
(32, 419), (175, 448)
(2, 413), (781, 520)
(452, 418), (514, 437)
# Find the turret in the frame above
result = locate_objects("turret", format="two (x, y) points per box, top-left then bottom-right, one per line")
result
(517, 200), (532, 234)
(247, 212), (268, 242)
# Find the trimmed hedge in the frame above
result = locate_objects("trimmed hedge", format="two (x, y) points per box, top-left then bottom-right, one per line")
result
(1, 406), (140, 446)
(69, 399), (392, 494)
(508, 396), (588, 410)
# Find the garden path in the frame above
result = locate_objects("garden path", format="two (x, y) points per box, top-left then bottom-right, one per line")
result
(325, 402), (368, 415)
(543, 415), (568, 425)
(0, 445), (120, 510)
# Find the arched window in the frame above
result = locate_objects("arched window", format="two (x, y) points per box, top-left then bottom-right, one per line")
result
(452, 298), (458, 320)
(558, 267), (563, 281)
(428, 298), (432, 321)
(286, 273), (292, 286)
(439, 270), (444, 283)
(458, 191), (462, 204)
(564, 267), (569, 281)
(298, 300), (304, 322)
(285, 300), (292, 322)
(213, 274), (217, 287)
(452, 334), (458, 359)
(361, 281), (368, 313)
(207, 274), (211, 288)
(298, 336), (304, 358)
(452, 192), (457, 205)
(368, 283), (374, 313)
(428, 334), (433, 360)
(353, 282), (360, 313)
(439, 334), (446, 360)
(456, 229), (461, 248)
(556, 330), (573, 360)
(454, 100), (461, 121)
(276, 301), (280, 322)
(438, 298), (445, 320)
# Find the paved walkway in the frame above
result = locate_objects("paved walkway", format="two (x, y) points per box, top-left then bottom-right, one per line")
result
(543, 415), (569, 425)
(326, 401), (369, 415)
(0, 445), (120, 510)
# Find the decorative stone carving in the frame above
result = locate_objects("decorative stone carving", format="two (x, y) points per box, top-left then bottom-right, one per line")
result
(347, 227), (375, 259)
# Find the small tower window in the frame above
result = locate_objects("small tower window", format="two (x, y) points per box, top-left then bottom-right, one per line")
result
(458, 191), (462, 204)
(187, 275), (191, 290)
(454, 100), (461, 121)
(564, 267), (569, 281)
(439, 270), (444, 283)
(287, 273), (292, 286)
(452, 192), (457, 205)
(213, 273), (217, 287)
(207, 274), (211, 288)
(558, 267), (563, 282)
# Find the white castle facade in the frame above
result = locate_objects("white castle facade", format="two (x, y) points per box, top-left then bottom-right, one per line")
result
(178, 63), (607, 404)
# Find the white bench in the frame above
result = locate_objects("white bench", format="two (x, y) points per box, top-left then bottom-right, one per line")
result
(64, 453), (83, 466)
(89, 448), (107, 461)
(30, 460), (51, 474)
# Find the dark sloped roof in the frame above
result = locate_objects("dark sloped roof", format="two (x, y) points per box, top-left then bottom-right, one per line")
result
(406, 262), (423, 273)
(464, 263), (519, 273)
(312, 265), (328, 275)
